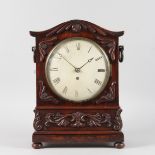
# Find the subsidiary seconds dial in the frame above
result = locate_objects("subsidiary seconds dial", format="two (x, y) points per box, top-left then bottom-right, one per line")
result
(45, 37), (110, 102)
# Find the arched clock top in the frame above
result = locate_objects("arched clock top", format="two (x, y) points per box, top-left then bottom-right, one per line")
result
(30, 20), (124, 38)
(30, 20), (124, 63)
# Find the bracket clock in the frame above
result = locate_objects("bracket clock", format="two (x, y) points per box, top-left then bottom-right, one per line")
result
(30, 20), (124, 149)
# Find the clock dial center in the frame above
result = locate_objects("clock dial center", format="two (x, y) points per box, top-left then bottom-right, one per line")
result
(75, 68), (80, 73)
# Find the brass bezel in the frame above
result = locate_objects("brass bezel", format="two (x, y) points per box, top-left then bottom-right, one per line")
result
(45, 37), (111, 102)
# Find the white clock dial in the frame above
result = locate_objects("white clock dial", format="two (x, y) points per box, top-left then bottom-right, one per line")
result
(45, 37), (110, 102)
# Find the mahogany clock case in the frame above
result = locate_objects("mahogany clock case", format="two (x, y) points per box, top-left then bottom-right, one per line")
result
(30, 20), (124, 149)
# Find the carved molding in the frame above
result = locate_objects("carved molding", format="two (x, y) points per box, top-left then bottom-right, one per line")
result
(39, 80), (59, 103)
(46, 21), (106, 37)
(33, 109), (122, 131)
(113, 109), (123, 131)
(96, 81), (116, 104)
(45, 112), (112, 128)
(33, 110), (43, 131)
(44, 20), (123, 37)
(30, 20), (124, 38)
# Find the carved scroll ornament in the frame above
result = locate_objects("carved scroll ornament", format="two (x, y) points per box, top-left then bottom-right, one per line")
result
(39, 80), (59, 103)
(33, 110), (43, 131)
(45, 112), (112, 128)
(38, 36), (58, 62)
(33, 109), (122, 131)
(96, 81), (116, 104)
(113, 109), (123, 131)
(95, 36), (116, 61)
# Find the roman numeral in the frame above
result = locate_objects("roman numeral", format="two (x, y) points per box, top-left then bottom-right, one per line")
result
(87, 88), (93, 93)
(53, 77), (60, 85)
(94, 78), (102, 86)
(88, 46), (92, 53)
(62, 86), (68, 95)
(50, 68), (58, 71)
(98, 69), (105, 72)
(95, 56), (102, 61)
(65, 46), (70, 53)
(76, 43), (80, 50)
(56, 53), (62, 59)
(75, 90), (78, 97)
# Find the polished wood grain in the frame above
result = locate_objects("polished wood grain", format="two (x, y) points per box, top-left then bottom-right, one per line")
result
(30, 19), (124, 148)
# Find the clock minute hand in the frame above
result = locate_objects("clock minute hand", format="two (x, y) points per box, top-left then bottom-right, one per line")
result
(58, 53), (77, 69)
(79, 57), (94, 69)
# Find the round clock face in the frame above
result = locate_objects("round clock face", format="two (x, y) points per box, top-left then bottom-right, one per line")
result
(45, 37), (110, 102)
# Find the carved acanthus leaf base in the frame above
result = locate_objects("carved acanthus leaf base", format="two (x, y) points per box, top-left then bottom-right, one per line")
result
(45, 112), (112, 128)
(33, 109), (123, 131)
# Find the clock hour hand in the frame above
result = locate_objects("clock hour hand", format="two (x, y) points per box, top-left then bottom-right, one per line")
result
(79, 57), (94, 69)
(58, 53), (77, 69)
